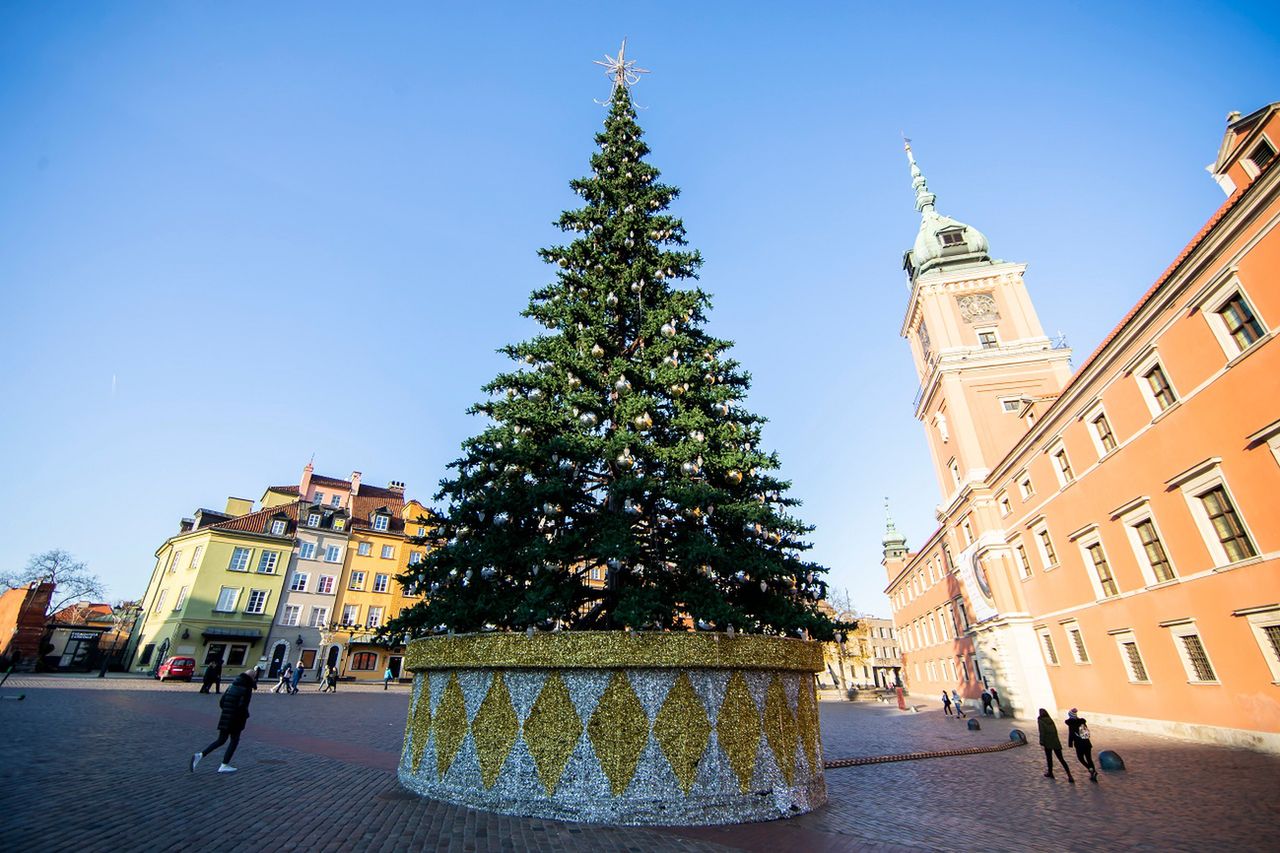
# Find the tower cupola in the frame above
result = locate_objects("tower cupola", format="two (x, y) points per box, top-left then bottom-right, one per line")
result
(903, 141), (991, 282)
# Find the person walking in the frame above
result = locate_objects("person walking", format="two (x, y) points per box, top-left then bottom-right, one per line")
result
(289, 662), (304, 695)
(271, 662), (292, 694)
(1037, 708), (1075, 783)
(1065, 708), (1098, 782)
(980, 689), (994, 716)
(318, 664), (331, 693)
(191, 667), (259, 774)
(941, 691), (953, 716)
(990, 686), (1003, 718)
(383, 666), (394, 690)
(199, 659), (223, 694)
(327, 664), (339, 693)
(951, 690), (966, 719)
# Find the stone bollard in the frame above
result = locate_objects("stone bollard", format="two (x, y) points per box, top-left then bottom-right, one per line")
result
(1009, 729), (1027, 743)
(966, 718), (981, 731)
(1098, 750), (1125, 771)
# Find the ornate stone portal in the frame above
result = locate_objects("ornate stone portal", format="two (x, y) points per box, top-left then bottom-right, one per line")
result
(398, 631), (826, 825)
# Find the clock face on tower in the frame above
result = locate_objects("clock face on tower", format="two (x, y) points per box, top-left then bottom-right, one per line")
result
(956, 292), (1000, 324)
(972, 551), (994, 601)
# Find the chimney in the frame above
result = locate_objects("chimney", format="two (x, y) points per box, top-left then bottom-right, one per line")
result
(225, 497), (254, 516)
(300, 462), (314, 502)
(350, 471), (362, 497)
(179, 517), (194, 533)
(389, 480), (405, 496)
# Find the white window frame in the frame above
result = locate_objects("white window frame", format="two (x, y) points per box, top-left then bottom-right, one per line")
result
(257, 551), (279, 574)
(1031, 520), (1058, 570)
(1241, 134), (1276, 178)
(366, 606), (384, 628)
(190, 545), (203, 570)
(374, 573), (390, 593)
(299, 542), (316, 560)
(153, 588), (167, 614)
(245, 589), (269, 615)
(1037, 627), (1060, 666)
(357, 541), (372, 557)
(380, 545), (395, 560)
(308, 512), (322, 528)
(281, 605), (301, 627)
(308, 606), (329, 628)
(1115, 499), (1179, 586)
(1073, 528), (1120, 600)
(1238, 606), (1280, 683)
(1060, 620), (1090, 664)
(1169, 461), (1259, 569)
(174, 586), (189, 611)
(317, 575), (336, 595)
(270, 519), (287, 536)
(331, 495), (341, 507)
(341, 604), (360, 625)
(1111, 629), (1150, 683)
(1046, 439), (1075, 488)
(998, 397), (1023, 414)
(960, 517), (974, 546)
(228, 547), (252, 572)
(215, 586), (240, 613)
(1164, 619), (1220, 685)
(1017, 471), (1034, 499)
(1132, 350), (1178, 418)
(998, 492), (1011, 517)
(373, 514), (390, 531)
(947, 458), (960, 488)
(349, 570), (366, 590)
(1083, 401), (1119, 458)
(289, 572), (309, 593)
(417, 526), (427, 537)
(409, 551), (423, 566)
(333, 518), (345, 531)
(1201, 273), (1270, 359)
(975, 326), (1000, 350)
(323, 544), (342, 563)
(168, 550), (183, 573)
(1015, 542), (1033, 579)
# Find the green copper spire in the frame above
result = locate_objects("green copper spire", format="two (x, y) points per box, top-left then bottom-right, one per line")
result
(901, 139), (991, 281)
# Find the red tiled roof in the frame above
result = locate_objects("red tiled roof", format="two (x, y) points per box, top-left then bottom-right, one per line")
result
(211, 501), (299, 536)
(267, 485), (300, 495)
(267, 475), (402, 500)
(349, 493), (407, 534)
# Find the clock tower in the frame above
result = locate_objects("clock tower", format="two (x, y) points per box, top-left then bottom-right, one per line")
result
(899, 142), (1072, 508)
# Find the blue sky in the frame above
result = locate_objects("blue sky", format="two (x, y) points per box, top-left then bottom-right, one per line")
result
(2, 2), (1278, 615)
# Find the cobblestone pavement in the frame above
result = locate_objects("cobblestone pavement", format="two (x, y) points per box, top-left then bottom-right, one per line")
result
(1, 675), (1275, 852)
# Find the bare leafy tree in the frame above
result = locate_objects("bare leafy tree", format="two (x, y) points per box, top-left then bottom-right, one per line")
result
(1, 550), (107, 617)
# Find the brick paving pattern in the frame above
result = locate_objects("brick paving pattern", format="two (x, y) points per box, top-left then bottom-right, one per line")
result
(1, 676), (1276, 851)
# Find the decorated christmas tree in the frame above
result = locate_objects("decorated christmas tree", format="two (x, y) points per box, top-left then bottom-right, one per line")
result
(390, 44), (839, 641)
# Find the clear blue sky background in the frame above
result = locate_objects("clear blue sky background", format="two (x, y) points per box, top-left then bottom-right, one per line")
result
(2, 2), (1278, 615)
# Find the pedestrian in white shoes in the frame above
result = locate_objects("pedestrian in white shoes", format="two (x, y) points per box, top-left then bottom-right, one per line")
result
(190, 667), (259, 774)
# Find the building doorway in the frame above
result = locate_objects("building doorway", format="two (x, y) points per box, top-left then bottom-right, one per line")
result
(388, 655), (403, 679)
(268, 642), (288, 679)
(325, 644), (340, 674)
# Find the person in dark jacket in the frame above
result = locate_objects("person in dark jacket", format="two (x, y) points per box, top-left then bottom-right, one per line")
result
(1037, 708), (1074, 783)
(191, 668), (259, 773)
(199, 659), (223, 694)
(289, 662), (304, 694)
(941, 691), (953, 716)
(980, 689), (994, 716)
(1065, 708), (1098, 782)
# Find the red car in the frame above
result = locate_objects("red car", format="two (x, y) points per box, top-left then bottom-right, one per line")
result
(156, 656), (196, 682)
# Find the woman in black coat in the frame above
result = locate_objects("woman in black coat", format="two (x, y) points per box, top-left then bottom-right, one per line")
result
(191, 668), (258, 773)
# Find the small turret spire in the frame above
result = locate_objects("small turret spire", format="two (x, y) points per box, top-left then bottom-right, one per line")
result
(882, 497), (908, 557)
(903, 136), (936, 214)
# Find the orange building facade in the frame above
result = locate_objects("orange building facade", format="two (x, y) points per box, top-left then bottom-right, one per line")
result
(886, 104), (1280, 750)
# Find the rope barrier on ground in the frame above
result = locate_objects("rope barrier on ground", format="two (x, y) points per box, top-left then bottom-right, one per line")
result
(823, 735), (1027, 769)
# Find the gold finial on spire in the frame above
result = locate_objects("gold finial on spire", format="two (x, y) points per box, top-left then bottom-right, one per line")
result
(594, 38), (649, 91)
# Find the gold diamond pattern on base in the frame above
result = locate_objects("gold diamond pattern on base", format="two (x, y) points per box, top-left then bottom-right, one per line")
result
(522, 671), (583, 795)
(407, 675), (432, 773)
(471, 671), (519, 788)
(716, 671), (760, 793)
(763, 675), (798, 785)
(796, 675), (819, 773)
(433, 672), (468, 779)
(654, 671), (712, 794)
(587, 671), (649, 796)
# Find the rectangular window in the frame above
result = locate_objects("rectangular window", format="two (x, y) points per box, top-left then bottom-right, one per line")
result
(417, 526), (427, 537)
(331, 495), (341, 507)
(948, 459), (961, 488)
(257, 551), (279, 574)
(299, 542), (316, 560)
(960, 518), (973, 545)
(308, 512), (322, 528)
(281, 605), (300, 626)
(1001, 398), (1022, 413)
(409, 551), (423, 565)
(228, 547), (252, 572)
(1217, 293), (1266, 352)
(357, 542), (372, 557)
(349, 571), (366, 590)
(342, 604), (360, 625)
(333, 518), (345, 531)
(374, 574), (390, 593)
(1144, 364), (1177, 412)
(215, 587), (239, 612)
(1052, 447), (1074, 485)
(1020, 477), (1034, 499)
(324, 545), (342, 563)
(308, 606), (329, 628)
(1114, 632), (1149, 683)
(1036, 528), (1058, 567)
(1245, 612), (1280, 682)
(190, 545), (203, 569)
(270, 519), (287, 536)
(168, 550), (183, 573)
(1068, 627), (1089, 663)
(941, 230), (965, 246)
(1039, 629), (1059, 665)
(153, 589), (167, 614)
(1179, 633), (1217, 683)
(1016, 544), (1032, 579)
(999, 495), (1012, 517)
(381, 545), (394, 559)
(1135, 519), (1175, 583)
(366, 606), (384, 628)
(174, 586), (188, 611)
(1092, 413), (1117, 453)
(289, 572), (309, 592)
(314, 492), (324, 504)
(1249, 138), (1276, 172)
(1199, 485), (1257, 562)
(373, 515), (390, 531)
(317, 575), (335, 595)
(226, 645), (248, 667)
(978, 330), (998, 349)
(1087, 543), (1119, 598)
(245, 589), (269, 614)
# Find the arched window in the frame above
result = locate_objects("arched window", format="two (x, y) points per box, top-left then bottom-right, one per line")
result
(351, 652), (378, 671)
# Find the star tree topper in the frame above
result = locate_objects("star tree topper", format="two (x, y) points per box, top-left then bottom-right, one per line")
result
(594, 38), (649, 91)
